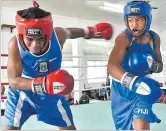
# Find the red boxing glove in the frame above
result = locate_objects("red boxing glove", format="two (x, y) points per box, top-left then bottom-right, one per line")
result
(32, 69), (74, 95)
(84, 22), (113, 40)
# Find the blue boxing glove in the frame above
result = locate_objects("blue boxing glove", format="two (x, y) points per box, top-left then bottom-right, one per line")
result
(128, 49), (159, 76)
(121, 72), (162, 104)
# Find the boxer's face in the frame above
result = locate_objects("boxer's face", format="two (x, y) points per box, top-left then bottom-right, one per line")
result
(127, 16), (146, 36)
(23, 35), (47, 55)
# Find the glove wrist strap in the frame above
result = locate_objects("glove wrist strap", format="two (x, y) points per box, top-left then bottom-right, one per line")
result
(83, 27), (89, 38)
(32, 77), (46, 94)
(84, 27), (95, 39)
(121, 72), (138, 90)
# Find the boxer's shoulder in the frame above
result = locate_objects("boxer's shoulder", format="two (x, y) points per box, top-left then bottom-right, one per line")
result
(115, 31), (130, 47)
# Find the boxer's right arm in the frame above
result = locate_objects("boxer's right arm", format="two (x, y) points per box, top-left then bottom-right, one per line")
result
(7, 36), (32, 90)
(54, 23), (113, 49)
(107, 32), (130, 81)
(8, 38), (74, 95)
(107, 33), (162, 100)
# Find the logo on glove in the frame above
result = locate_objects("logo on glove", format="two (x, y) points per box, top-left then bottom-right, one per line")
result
(136, 82), (151, 95)
(146, 55), (154, 68)
(53, 82), (66, 94)
(34, 84), (44, 94)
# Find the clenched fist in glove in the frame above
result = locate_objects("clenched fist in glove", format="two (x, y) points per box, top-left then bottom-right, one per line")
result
(128, 49), (163, 76)
(32, 69), (74, 95)
(121, 72), (162, 104)
(84, 22), (113, 40)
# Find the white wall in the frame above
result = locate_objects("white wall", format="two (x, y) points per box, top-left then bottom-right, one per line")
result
(158, 29), (166, 87)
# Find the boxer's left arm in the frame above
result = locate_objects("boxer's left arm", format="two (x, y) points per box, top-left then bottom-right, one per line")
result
(152, 33), (163, 73)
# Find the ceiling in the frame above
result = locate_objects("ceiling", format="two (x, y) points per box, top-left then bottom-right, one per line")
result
(2, 0), (166, 27)
(1, 0), (166, 56)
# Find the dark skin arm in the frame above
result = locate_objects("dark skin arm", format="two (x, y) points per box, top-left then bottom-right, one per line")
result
(7, 36), (32, 90)
(8, 27), (86, 90)
(154, 33), (163, 73)
(107, 31), (130, 80)
(107, 31), (163, 81)
(54, 27), (85, 49)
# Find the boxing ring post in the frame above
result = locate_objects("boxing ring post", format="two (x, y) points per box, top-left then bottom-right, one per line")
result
(71, 38), (86, 103)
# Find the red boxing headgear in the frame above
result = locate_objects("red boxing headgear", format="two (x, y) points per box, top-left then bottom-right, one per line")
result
(15, 12), (53, 41)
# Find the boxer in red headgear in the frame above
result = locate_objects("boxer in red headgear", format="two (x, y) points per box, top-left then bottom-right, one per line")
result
(3, 0), (113, 130)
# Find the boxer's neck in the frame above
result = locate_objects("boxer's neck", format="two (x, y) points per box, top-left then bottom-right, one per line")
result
(134, 32), (152, 44)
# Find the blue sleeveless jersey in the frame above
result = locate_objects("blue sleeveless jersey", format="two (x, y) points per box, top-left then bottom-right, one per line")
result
(17, 31), (62, 78)
(4, 31), (74, 128)
(111, 29), (158, 102)
(110, 30), (161, 130)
